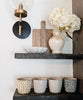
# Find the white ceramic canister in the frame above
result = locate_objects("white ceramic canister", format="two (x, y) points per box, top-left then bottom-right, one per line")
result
(33, 77), (47, 94)
(49, 77), (63, 93)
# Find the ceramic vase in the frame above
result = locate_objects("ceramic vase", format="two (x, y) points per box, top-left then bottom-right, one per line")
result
(64, 77), (77, 93)
(49, 77), (63, 93)
(49, 30), (64, 54)
(33, 77), (47, 94)
(17, 77), (32, 94)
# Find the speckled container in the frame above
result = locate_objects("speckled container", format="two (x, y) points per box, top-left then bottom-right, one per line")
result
(17, 77), (32, 94)
(64, 77), (77, 93)
(33, 77), (47, 94)
(49, 77), (63, 93)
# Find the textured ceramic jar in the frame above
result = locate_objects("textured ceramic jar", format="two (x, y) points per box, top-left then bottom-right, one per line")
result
(33, 77), (47, 94)
(49, 30), (64, 54)
(49, 77), (63, 93)
(64, 77), (77, 93)
(17, 78), (32, 94)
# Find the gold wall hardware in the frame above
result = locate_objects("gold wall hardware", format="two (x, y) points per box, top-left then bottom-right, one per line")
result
(10, 0), (33, 39)
(15, 4), (27, 35)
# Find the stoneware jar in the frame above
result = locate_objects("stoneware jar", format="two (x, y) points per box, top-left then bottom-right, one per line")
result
(33, 77), (47, 94)
(49, 30), (64, 54)
(17, 77), (32, 94)
(49, 77), (63, 93)
(64, 77), (77, 93)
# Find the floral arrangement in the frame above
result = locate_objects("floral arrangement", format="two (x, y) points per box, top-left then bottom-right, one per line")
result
(49, 8), (81, 39)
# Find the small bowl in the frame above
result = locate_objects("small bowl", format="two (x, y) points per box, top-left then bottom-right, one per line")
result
(25, 47), (48, 53)
(17, 77), (32, 94)
(33, 77), (47, 94)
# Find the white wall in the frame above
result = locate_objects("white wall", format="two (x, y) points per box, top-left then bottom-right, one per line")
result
(0, 0), (72, 100)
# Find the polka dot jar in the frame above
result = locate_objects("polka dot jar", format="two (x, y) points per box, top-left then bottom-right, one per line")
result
(64, 77), (77, 93)
(17, 78), (32, 94)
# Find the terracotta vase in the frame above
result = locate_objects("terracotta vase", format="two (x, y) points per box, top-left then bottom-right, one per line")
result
(49, 30), (64, 54)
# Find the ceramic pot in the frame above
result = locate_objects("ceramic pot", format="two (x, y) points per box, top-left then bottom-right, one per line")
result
(17, 77), (32, 94)
(49, 30), (64, 54)
(33, 77), (47, 94)
(49, 77), (63, 93)
(64, 77), (77, 93)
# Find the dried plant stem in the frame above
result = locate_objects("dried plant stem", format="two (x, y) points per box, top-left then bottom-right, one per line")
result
(66, 32), (73, 40)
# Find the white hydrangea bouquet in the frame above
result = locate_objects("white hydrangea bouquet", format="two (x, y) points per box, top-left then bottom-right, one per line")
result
(49, 8), (81, 39)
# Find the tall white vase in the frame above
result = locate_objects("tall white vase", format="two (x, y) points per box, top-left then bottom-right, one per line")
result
(49, 30), (65, 54)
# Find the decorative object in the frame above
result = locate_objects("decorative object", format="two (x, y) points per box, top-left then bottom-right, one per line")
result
(64, 77), (77, 93)
(49, 8), (81, 53)
(49, 30), (64, 54)
(49, 8), (81, 39)
(10, 0), (33, 39)
(17, 77), (32, 94)
(32, 21), (53, 53)
(49, 77), (63, 93)
(33, 77), (47, 94)
(25, 47), (48, 53)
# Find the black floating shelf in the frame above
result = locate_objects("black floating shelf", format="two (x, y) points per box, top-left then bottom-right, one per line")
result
(13, 89), (83, 100)
(15, 53), (83, 59)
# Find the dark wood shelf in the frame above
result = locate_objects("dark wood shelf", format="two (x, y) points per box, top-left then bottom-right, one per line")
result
(13, 89), (83, 100)
(15, 53), (83, 59)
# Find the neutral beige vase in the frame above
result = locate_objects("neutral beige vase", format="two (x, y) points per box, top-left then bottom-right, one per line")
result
(33, 77), (47, 94)
(49, 77), (63, 93)
(49, 30), (64, 54)
(17, 77), (32, 94)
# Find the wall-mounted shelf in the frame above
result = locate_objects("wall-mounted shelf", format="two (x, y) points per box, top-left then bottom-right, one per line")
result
(13, 89), (83, 100)
(15, 53), (83, 59)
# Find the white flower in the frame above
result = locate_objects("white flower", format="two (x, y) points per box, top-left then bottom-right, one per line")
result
(49, 8), (81, 33)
